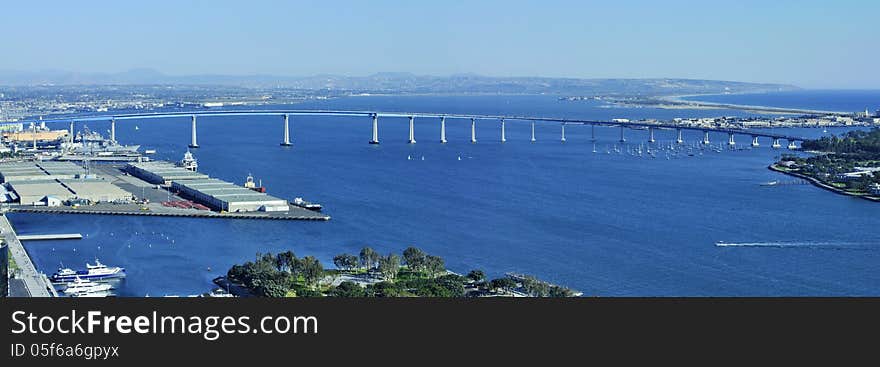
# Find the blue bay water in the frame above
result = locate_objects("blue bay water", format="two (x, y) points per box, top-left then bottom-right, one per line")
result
(12, 94), (880, 296)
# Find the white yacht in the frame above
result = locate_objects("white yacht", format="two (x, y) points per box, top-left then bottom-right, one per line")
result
(63, 277), (113, 295)
(51, 259), (126, 282)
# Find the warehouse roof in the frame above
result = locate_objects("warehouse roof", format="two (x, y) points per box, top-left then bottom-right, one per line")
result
(6, 180), (73, 199)
(0, 161), (87, 182)
(172, 178), (288, 204)
(60, 180), (132, 199)
(126, 161), (209, 181)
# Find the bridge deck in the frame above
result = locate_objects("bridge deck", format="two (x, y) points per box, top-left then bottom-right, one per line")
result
(34, 109), (810, 141)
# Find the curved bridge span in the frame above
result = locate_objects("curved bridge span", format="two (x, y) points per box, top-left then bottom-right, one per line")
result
(33, 109), (808, 149)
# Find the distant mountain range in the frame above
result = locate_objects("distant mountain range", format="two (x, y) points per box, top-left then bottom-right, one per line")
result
(0, 69), (798, 96)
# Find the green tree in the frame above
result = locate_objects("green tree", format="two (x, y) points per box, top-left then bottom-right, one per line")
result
(435, 274), (465, 297)
(466, 270), (486, 283)
(368, 281), (408, 297)
(255, 278), (288, 298)
(377, 253), (401, 280)
(299, 256), (324, 288)
(548, 285), (575, 297)
(402, 246), (427, 272)
(490, 277), (517, 293)
(276, 251), (296, 273)
(329, 281), (366, 297)
(424, 255), (445, 278)
(295, 288), (324, 297)
(333, 253), (358, 271)
(359, 247), (379, 270)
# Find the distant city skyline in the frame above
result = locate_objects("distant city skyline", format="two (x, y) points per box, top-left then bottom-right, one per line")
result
(1, 0), (877, 89)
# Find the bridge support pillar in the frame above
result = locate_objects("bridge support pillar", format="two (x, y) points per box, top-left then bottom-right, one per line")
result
(110, 118), (116, 143)
(369, 114), (380, 144)
(530, 122), (536, 142)
(500, 119), (506, 143)
(408, 116), (416, 144)
(728, 133), (736, 146)
(676, 129), (684, 144)
(648, 127), (655, 143)
(591, 124), (596, 141)
(751, 136), (760, 147)
(619, 126), (626, 143)
(68, 121), (74, 145)
(561, 123), (566, 142)
(188, 115), (199, 148)
(787, 140), (798, 150)
(771, 138), (781, 149)
(470, 118), (477, 143)
(701, 131), (710, 145)
(440, 116), (447, 143)
(281, 114), (292, 146)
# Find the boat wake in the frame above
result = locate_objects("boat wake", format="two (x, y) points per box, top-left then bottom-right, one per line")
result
(715, 241), (879, 250)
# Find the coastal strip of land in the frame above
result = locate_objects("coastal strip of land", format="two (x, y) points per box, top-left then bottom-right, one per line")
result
(657, 94), (847, 115)
(769, 164), (880, 202)
(570, 93), (848, 116)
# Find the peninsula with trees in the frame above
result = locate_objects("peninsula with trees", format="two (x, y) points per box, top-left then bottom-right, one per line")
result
(770, 128), (880, 201)
(218, 246), (580, 298)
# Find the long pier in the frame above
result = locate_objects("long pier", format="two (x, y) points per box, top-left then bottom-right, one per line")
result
(33, 109), (810, 149)
(17, 233), (83, 241)
(0, 214), (57, 297)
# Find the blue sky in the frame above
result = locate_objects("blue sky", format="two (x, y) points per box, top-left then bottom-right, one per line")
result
(1, 0), (876, 88)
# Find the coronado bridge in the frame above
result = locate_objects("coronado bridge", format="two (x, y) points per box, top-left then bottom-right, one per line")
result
(31, 109), (809, 150)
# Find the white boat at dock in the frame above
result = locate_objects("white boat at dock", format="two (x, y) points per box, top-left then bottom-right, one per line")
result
(63, 277), (113, 296)
(51, 259), (126, 282)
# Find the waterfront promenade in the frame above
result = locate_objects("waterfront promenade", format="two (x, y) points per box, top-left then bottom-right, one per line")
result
(1, 214), (56, 297)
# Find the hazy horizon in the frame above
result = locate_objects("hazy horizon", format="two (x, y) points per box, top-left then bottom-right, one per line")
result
(1, 1), (877, 89)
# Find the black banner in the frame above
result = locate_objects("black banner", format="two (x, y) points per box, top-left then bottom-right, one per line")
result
(1, 298), (878, 365)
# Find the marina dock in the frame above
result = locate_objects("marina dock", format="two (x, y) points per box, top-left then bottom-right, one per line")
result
(0, 214), (57, 297)
(17, 233), (83, 241)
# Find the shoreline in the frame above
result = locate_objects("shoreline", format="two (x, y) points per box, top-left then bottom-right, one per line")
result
(768, 164), (880, 202)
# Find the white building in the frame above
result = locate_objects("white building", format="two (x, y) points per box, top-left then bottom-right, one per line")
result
(40, 195), (63, 207)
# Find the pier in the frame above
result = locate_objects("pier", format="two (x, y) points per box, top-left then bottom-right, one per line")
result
(7, 205), (330, 220)
(0, 214), (57, 297)
(17, 233), (84, 241)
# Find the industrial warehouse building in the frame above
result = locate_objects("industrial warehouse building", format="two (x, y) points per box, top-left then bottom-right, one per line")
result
(0, 161), (132, 205)
(5, 178), (133, 205)
(125, 161), (209, 184)
(0, 161), (86, 182)
(171, 178), (289, 212)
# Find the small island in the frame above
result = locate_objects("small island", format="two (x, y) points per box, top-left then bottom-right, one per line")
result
(216, 246), (580, 297)
(770, 128), (880, 201)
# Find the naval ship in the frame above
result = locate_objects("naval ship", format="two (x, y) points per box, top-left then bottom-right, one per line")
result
(63, 125), (140, 154)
